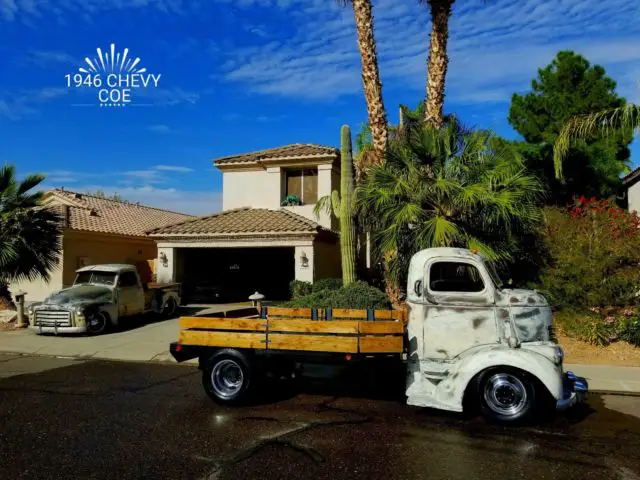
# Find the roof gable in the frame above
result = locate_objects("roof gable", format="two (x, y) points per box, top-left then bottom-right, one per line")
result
(148, 207), (327, 237)
(214, 143), (338, 167)
(47, 189), (194, 237)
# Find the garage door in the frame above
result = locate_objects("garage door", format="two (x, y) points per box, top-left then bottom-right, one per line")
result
(181, 247), (294, 303)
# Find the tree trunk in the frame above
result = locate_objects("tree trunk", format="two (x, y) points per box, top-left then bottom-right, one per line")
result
(351, 0), (388, 173)
(425, 0), (453, 129)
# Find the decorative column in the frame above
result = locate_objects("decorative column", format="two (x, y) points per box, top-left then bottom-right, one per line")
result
(294, 245), (314, 283)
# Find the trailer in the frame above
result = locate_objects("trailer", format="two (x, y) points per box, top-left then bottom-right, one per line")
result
(171, 247), (589, 423)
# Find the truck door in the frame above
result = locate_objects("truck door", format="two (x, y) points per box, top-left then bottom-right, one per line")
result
(422, 259), (498, 363)
(117, 271), (145, 316)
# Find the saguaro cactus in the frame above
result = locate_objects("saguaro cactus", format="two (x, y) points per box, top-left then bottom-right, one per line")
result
(340, 125), (356, 285)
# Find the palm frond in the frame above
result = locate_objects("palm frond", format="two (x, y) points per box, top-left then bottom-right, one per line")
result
(554, 104), (640, 180)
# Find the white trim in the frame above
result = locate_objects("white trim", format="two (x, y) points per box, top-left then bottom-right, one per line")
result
(149, 230), (316, 238)
(157, 239), (314, 248)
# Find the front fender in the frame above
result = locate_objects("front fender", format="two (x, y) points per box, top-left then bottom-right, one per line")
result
(440, 346), (563, 411)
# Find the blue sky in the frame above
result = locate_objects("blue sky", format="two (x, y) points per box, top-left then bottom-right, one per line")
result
(1, 0), (639, 215)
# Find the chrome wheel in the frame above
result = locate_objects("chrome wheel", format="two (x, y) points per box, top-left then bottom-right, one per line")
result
(86, 312), (108, 335)
(211, 359), (244, 398)
(483, 373), (528, 417)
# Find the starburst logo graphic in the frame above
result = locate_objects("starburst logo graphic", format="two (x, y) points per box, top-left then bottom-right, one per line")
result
(65, 43), (161, 108)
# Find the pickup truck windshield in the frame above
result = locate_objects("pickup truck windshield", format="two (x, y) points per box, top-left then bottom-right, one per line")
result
(75, 271), (117, 286)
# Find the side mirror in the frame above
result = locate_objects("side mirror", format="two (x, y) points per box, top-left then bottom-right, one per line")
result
(414, 280), (423, 297)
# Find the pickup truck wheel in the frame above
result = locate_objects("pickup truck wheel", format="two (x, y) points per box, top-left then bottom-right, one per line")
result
(162, 298), (177, 318)
(202, 349), (253, 405)
(86, 312), (109, 335)
(478, 368), (535, 424)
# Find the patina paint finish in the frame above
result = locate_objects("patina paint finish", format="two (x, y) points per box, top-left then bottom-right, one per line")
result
(44, 285), (113, 306)
(405, 247), (562, 412)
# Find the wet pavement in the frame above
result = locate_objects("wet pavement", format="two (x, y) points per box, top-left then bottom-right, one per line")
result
(0, 354), (639, 480)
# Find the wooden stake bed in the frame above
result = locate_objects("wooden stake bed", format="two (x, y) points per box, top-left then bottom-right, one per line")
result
(178, 307), (405, 355)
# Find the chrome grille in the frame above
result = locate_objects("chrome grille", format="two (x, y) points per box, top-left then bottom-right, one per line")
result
(34, 309), (71, 327)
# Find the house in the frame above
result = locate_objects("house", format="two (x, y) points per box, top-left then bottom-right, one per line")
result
(149, 144), (343, 302)
(12, 189), (193, 301)
(623, 167), (640, 213)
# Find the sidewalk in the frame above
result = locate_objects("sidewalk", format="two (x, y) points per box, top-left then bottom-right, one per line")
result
(564, 363), (640, 394)
(0, 303), (250, 364)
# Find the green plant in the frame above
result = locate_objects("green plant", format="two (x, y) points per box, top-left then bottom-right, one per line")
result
(281, 194), (301, 207)
(312, 278), (343, 293)
(314, 125), (357, 286)
(509, 51), (632, 203)
(621, 317), (640, 347)
(281, 280), (390, 310)
(538, 198), (640, 309)
(554, 310), (611, 346)
(356, 118), (544, 292)
(1, 164), (61, 306)
(289, 280), (312, 299)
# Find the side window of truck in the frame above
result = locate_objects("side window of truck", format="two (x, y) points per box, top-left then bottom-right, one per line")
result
(429, 262), (484, 293)
(118, 272), (138, 288)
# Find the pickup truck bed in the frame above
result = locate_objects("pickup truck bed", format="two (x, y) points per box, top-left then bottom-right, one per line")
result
(174, 307), (406, 356)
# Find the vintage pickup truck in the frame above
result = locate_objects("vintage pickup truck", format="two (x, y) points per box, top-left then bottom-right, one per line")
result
(29, 264), (181, 335)
(170, 247), (588, 423)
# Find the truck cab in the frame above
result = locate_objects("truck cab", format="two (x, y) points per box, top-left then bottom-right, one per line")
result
(30, 264), (181, 335)
(405, 247), (586, 422)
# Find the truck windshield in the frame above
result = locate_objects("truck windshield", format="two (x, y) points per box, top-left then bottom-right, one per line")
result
(484, 260), (504, 289)
(75, 271), (117, 286)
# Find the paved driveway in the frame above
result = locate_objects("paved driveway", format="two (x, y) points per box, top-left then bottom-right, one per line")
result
(0, 303), (250, 363)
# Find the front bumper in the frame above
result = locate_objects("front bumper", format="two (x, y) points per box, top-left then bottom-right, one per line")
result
(556, 371), (589, 410)
(31, 325), (87, 334)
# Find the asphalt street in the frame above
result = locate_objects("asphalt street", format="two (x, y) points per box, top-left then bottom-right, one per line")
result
(0, 353), (639, 480)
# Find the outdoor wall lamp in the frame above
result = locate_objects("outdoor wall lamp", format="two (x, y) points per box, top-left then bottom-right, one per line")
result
(300, 252), (309, 268)
(159, 252), (168, 267)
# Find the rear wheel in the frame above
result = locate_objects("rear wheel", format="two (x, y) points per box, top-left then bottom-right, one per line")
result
(162, 298), (177, 318)
(202, 349), (253, 405)
(478, 368), (536, 424)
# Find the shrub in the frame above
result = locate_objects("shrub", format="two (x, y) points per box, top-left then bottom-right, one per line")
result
(537, 198), (640, 309)
(281, 281), (390, 310)
(620, 316), (640, 347)
(289, 280), (312, 299)
(312, 278), (343, 293)
(554, 310), (611, 346)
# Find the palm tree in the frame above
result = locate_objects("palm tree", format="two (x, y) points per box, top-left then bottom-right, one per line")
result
(0, 164), (61, 308)
(554, 104), (640, 178)
(356, 120), (544, 295)
(339, 0), (389, 172)
(421, 0), (455, 129)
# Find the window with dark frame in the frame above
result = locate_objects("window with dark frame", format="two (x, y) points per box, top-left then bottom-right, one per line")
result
(429, 262), (485, 293)
(285, 168), (318, 204)
(118, 271), (138, 288)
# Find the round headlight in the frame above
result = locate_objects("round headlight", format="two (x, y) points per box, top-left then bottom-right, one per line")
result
(75, 306), (85, 315)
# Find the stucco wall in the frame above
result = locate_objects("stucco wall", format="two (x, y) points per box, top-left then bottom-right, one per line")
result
(628, 182), (640, 213)
(221, 163), (336, 229)
(313, 239), (341, 280)
(10, 230), (156, 302)
(62, 231), (157, 287)
(223, 168), (281, 210)
(10, 256), (63, 303)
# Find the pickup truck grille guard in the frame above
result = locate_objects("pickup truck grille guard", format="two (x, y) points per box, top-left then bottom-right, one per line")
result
(34, 309), (72, 334)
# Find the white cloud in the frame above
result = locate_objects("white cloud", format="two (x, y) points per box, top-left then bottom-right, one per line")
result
(27, 50), (78, 66)
(146, 124), (173, 134)
(207, 0), (640, 105)
(0, 88), (68, 119)
(154, 165), (194, 172)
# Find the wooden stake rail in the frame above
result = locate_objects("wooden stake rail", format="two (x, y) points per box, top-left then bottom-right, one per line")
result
(178, 307), (405, 354)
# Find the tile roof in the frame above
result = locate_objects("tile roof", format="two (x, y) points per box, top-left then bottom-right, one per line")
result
(214, 143), (339, 166)
(148, 207), (324, 237)
(47, 189), (194, 237)
(623, 167), (640, 188)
